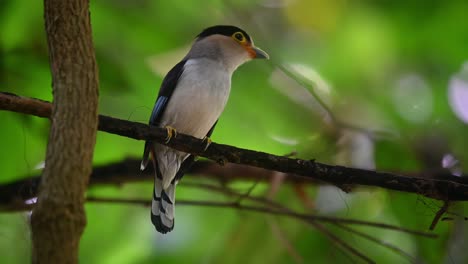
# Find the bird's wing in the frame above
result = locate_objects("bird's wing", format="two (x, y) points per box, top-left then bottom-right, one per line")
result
(206, 120), (218, 138)
(141, 60), (187, 171)
(150, 59), (187, 125)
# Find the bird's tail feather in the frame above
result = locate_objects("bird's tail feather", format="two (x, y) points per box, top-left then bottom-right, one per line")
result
(141, 142), (151, 171)
(148, 147), (195, 234)
(151, 178), (176, 234)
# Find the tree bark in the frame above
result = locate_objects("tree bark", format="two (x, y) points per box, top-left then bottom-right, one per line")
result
(30, 0), (99, 263)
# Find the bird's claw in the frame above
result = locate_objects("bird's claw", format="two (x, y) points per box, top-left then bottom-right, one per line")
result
(202, 137), (212, 151)
(165, 126), (177, 143)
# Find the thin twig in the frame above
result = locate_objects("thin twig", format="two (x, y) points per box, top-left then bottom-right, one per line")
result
(183, 181), (284, 209)
(310, 221), (375, 264)
(273, 63), (396, 139)
(184, 180), (402, 259)
(274, 63), (336, 123)
(234, 179), (261, 204)
(332, 223), (418, 263)
(268, 218), (304, 264)
(184, 181), (387, 262)
(429, 201), (450, 230)
(181, 182), (436, 237)
(83, 196), (437, 238)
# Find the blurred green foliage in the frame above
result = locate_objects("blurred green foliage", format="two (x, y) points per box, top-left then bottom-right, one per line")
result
(2, 0), (468, 263)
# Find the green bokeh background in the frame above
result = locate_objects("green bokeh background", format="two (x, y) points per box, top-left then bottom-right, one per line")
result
(1, 0), (468, 263)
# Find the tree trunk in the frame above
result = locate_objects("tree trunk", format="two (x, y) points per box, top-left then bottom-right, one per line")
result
(30, 0), (99, 263)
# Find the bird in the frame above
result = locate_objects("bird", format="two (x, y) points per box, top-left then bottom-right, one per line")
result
(140, 25), (269, 234)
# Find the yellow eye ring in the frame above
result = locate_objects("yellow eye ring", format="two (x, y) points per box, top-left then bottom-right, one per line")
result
(232, 32), (245, 42)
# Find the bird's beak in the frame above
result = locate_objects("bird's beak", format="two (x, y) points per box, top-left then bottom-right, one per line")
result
(252, 46), (269, 59)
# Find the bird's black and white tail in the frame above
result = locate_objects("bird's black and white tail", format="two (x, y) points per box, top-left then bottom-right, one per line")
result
(141, 143), (195, 234)
(141, 147), (177, 234)
(151, 170), (176, 234)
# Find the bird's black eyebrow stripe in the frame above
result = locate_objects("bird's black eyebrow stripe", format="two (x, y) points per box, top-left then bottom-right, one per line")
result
(196, 25), (251, 42)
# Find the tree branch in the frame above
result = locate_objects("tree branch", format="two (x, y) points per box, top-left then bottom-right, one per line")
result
(0, 158), (315, 206)
(1, 92), (468, 201)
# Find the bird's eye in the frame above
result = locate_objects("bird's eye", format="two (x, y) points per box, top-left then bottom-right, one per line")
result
(233, 32), (245, 42)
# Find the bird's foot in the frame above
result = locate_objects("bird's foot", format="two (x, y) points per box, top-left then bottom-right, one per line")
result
(201, 136), (212, 151)
(164, 126), (177, 143)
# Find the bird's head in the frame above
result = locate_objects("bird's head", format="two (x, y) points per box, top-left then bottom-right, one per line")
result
(189, 25), (269, 72)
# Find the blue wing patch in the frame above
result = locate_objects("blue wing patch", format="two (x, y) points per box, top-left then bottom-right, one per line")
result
(149, 96), (168, 125)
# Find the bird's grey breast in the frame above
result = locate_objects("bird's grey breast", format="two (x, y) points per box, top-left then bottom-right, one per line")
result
(160, 58), (231, 138)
